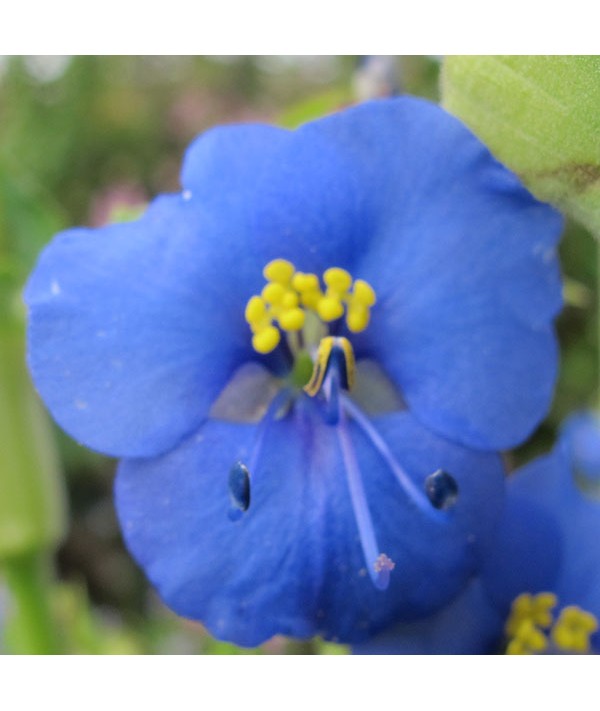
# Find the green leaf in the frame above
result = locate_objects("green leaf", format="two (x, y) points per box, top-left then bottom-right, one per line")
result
(0, 169), (65, 282)
(0, 167), (67, 558)
(0, 318), (67, 557)
(278, 87), (352, 129)
(441, 56), (600, 236)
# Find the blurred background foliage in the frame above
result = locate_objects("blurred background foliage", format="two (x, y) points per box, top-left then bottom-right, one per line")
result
(0, 55), (596, 654)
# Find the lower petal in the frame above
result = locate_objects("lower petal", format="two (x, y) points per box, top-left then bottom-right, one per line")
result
(116, 402), (505, 646)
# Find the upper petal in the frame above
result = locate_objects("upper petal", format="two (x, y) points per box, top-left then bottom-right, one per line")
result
(115, 402), (505, 647)
(181, 122), (367, 274)
(318, 99), (563, 450)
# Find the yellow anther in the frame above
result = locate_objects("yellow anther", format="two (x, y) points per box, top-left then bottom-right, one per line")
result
(262, 282), (286, 305)
(263, 259), (295, 284)
(347, 304), (371, 333)
(504, 593), (600, 655)
(247, 260), (377, 354)
(244, 295), (267, 324)
(506, 620), (549, 655)
(278, 308), (305, 332)
(281, 291), (299, 310)
(505, 592), (557, 637)
(317, 295), (345, 322)
(506, 640), (528, 655)
(352, 279), (377, 307)
(536, 593), (559, 620)
(300, 289), (322, 309)
(323, 267), (352, 293)
(251, 326), (281, 354)
(551, 606), (599, 653)
(292, 272), (320, 292)
(293, 272), (322, 309)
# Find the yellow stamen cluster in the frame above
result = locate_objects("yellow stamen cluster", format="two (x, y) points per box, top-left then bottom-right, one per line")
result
(505, 592), (599, 655)
(506, 619), (549, 655)
(245, 259), (377, 354)
(551, 606), (599, 653)
(505, 592), (557, 638)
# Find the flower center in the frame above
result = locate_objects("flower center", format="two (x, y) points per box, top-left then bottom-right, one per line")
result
(225, 259), (459, 592)
(504, 592), (599, 654)
(244, 258), (377, 357)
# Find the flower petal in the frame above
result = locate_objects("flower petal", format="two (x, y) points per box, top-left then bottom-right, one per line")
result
(181, 122), (367, 274)
(115, 403), (505, 646)
(478, 482), (563, 613)
(503, 424), (600, 617)
(561, 411), (600, 483)
(354, 580), (504, 655)
(321, 99), (563, 450)
(25, 195), (260, 457)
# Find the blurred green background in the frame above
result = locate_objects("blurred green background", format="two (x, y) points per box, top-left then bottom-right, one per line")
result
(0, 56), (596, 654)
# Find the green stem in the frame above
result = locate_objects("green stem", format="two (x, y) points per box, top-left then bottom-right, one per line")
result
(3, 550), (63, 654)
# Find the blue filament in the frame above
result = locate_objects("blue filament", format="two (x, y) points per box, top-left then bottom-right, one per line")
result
(319, 351), (394, 590)
(340, 394), (454, 521)
(337, 414), (393, 591)
(312, 345), (456, 591)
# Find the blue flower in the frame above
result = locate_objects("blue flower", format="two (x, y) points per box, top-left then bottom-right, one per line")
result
(25, 98), (562, 646)
(356, 413), (600, 654)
